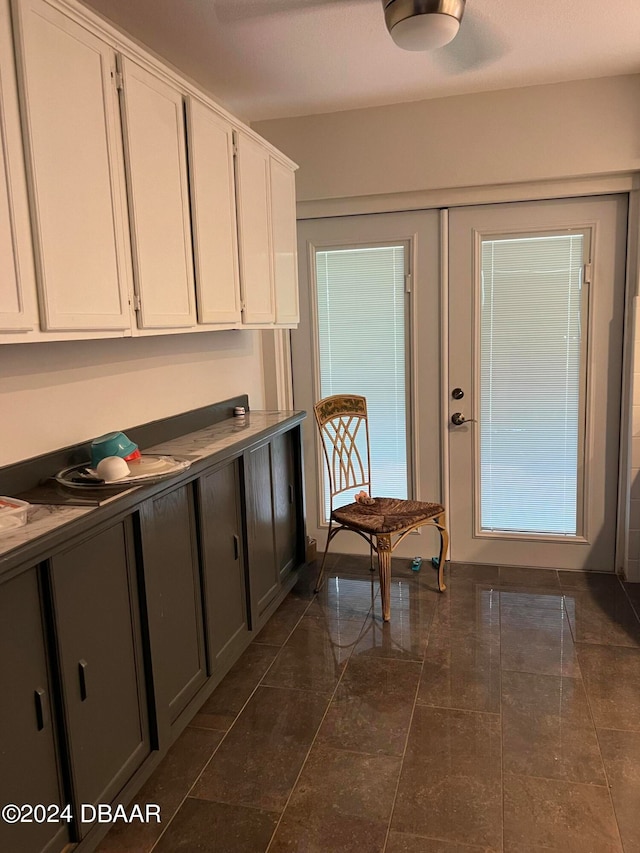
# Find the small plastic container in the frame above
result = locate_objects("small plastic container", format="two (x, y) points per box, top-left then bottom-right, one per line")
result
(0, 497), (30, 532)
(411, 556), (423, 572)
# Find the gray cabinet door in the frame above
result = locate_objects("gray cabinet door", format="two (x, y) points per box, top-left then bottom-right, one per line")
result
(244, 441), (280, 621)
(244, 426), (305, 624)
(0, 567), (70, 853)
(271, 429), (300, 582)
(50, 519), (149, 839)
(198, 459), (248, 670)
(140, 484), (206, 736)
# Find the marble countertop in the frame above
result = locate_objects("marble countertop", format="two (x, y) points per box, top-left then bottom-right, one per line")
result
(0, 503), (96, 559)
(145, 410), (296, 460)
(0, 411), (302, 561)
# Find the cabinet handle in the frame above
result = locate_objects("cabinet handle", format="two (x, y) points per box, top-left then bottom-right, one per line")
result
(288, 484), (294, 504)
(78, 659), (89, 701)
(233, 534), (239, 561)
(34, 688), (49, 731)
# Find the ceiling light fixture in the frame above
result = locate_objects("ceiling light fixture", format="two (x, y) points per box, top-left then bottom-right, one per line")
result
(383, 0), (466, 51)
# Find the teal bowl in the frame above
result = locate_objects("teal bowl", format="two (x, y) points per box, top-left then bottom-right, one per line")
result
(90, 432), (138, 468)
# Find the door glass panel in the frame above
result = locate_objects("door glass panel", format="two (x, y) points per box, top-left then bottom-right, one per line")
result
(315, 245), (409, 518)
(479, 232), (586, 535)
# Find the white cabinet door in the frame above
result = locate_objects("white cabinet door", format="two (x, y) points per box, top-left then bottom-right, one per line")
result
(235, 133), (275, 325)
(270, 158), (299, 327)
(15, 0), (131, 332)
(119, 57), (196, 329)
(0, 0), (36, 332)
(185, 98), (240, 325)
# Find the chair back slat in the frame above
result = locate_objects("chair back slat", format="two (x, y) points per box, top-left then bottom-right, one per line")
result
(314, 395), (372, 511)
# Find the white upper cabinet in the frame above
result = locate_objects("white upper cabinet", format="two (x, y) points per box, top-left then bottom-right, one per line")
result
(14, 0), (131, 332)
(1, 0), (299, 342)
(119, 56), (196, 330)
(235, 132), (275, 326)
(270, 157), (299, 327)
(185, 98), (241, 326)
(0, 0), (36, 333)
(235, 131), (300, 329)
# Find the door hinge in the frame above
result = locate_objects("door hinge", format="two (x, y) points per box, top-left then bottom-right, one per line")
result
(583, 263), (592, 285)
(132, 292), (141, 311)
(232, 131), (238, 157)
(113, 70), (124, 91)
(404, 273), (412, 293)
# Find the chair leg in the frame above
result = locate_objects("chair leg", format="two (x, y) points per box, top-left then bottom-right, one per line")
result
(314, 520), (334, 593)
(377, 534), (392, 622)
(435, 516), (448, 593)
(369, 541), (375, 573)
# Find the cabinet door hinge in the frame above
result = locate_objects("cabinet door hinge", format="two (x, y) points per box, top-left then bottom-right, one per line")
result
(131, 292), (141, 311)
(113, 70), (124, 91)
(232, 130), (238, 157)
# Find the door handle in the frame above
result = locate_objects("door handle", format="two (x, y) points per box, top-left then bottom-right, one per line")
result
(78, 659), (88, 701)
(451, 412), (477, 426)
(34, 688), (49, 731)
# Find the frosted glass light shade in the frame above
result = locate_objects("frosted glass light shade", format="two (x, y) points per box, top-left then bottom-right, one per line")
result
(390, 12), (460, 50)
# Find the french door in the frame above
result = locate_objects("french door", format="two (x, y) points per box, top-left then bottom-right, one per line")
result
(448, 195), (627, 571)
(292, 210), (442, 558)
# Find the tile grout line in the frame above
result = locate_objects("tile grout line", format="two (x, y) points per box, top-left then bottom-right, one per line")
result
(503, 572), (623, 850)
(263, 600), (376, 852)
(568, 596), (626, 853)
(146, 585), (319, 851)
(498, 770), (617, 790)
(619, 574), (640, 624)
(103, 565), (426, 851)
(134, 563), (636, 852)
(563, 573), (640, 650)
(380, 576), (441, 853)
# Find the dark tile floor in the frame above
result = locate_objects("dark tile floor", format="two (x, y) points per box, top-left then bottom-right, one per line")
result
(98, 556), (640, 853)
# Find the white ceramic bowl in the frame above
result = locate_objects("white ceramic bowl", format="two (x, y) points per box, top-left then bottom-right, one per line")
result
(96, 456), (131, 481)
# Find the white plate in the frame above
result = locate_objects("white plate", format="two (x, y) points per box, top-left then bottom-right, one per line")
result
(56, 455), (191, 488)
(124, 456), (181, 476)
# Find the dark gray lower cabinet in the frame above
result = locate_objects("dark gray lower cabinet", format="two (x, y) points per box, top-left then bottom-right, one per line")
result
(0, 567), (69, 853)
(140, 484), (206, 740)
(0, 415), (306, 852)
(245, 427), (304, 624)
(49, 519), (149, 840)
(198, 458), (249, 672)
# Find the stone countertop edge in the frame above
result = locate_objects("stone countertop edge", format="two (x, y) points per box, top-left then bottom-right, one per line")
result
(0, 410), (306, 572)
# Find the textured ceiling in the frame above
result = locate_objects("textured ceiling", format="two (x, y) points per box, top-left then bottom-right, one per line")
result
(80, 0), (640, 121)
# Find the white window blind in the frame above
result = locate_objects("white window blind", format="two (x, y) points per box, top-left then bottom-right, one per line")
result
(480, 233), (586, 535)
(315, 245), (409, 518)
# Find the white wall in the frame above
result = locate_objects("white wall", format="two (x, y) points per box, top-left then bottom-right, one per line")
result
(253, 75), (640, 203)
(1, 330), (264, 466)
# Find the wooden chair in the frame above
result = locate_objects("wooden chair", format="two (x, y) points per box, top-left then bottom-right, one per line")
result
(314, 394), (448, 621)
